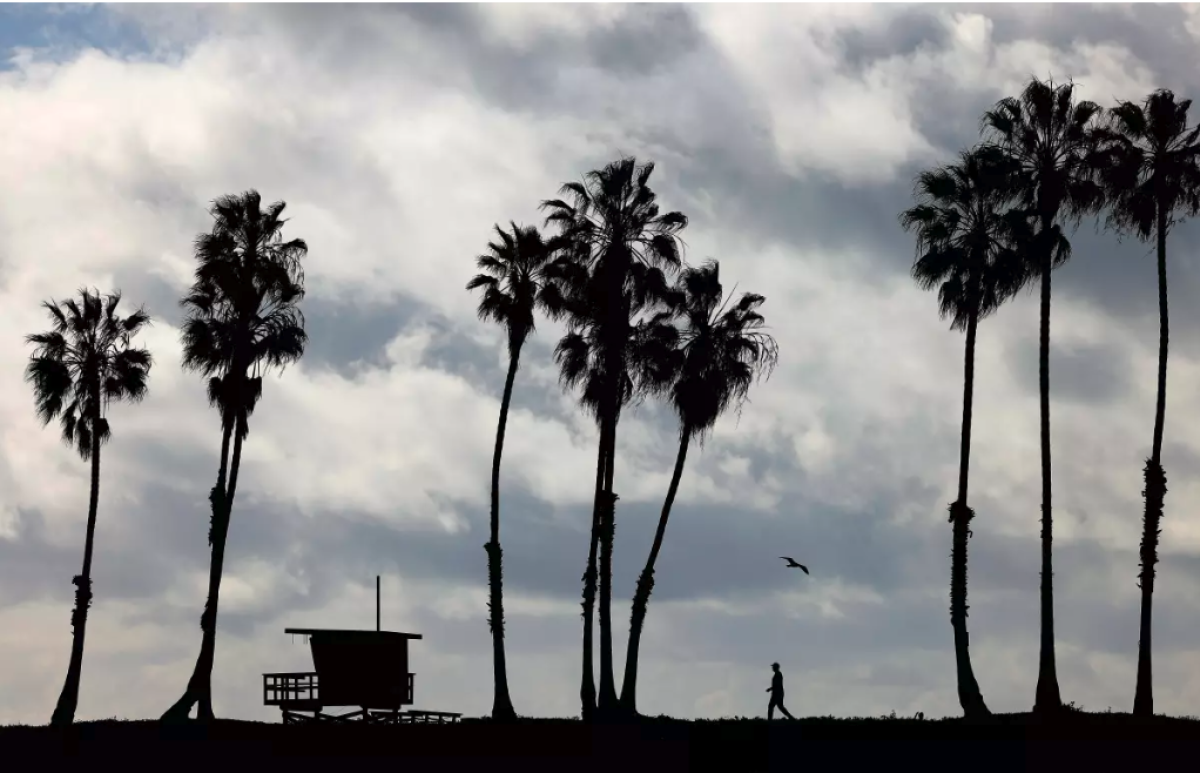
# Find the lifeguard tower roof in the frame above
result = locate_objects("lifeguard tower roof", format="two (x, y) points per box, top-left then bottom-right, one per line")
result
(285, 628), (423, 639)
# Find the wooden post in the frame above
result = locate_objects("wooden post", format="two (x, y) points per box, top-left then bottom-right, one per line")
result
(376, 575), (381, 632)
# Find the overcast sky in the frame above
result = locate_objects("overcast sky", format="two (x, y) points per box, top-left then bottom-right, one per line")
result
(6, 2), (1200, 725)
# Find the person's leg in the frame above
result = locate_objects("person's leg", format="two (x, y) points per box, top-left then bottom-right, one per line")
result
(780, 703), (795, 720)
(768, 698), (776, 720)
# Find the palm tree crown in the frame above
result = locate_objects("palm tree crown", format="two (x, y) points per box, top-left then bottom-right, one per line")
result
(26, 289), (152, 456)
(179, 190), (307, 436)
(981, 77), (1104, 224)
(467, 222), (561, 355)
(1096, 89), (1200, 238)
(901, 145), (1031, 329)
(541, 157), (687, 285)
(667, 260), (779, 440)
(549, 263), (680, 422)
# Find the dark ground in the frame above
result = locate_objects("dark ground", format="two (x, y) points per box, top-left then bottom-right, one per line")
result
(3, 712), (1199, 771)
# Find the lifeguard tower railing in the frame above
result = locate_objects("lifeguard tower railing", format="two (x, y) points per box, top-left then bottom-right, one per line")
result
(263, 671), (416, 709)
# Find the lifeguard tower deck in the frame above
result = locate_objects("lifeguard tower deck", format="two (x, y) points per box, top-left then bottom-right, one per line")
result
(263, 579), (462, 724)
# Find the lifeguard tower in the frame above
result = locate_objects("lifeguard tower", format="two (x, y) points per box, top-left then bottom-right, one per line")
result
(262, 577), (462, 724)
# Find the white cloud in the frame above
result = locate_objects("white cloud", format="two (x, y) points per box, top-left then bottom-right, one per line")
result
(695, 7), (1157, 183)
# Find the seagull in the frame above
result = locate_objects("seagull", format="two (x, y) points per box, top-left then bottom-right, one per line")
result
(780, 557), (809, 574)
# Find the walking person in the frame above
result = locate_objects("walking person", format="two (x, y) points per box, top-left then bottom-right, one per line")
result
(766, 662), (795, 720)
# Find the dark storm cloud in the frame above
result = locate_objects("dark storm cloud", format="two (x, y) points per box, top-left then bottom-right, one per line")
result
(969, 535), (1200, 659)
(833, 8), (952, 71)
(303, 299), (424, 374)
(0, 487), (208, 617)
(387, 3), (710, 101)
(98, 461), (952, 645)
(0, 509), (78, 607)
(1004, 333), (1135, 406)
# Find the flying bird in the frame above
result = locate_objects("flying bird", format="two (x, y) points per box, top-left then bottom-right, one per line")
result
(780, 557), (809, 574)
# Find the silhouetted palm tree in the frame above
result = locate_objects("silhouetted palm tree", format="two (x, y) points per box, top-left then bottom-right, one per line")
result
(161, 190), (307, 722)
(618, 260), (778, 717)
(981, 78), (1103, 714)
(25, 289), (152, 726)
(544, 247), (680, 719)
(1093, 89), (1200, 717)
(466, 222), (562, 722)
(541, 157), (687, 719)
(900, 145), (1031, 719)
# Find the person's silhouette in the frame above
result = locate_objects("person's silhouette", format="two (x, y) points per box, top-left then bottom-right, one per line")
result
(766, 662), (795, 720)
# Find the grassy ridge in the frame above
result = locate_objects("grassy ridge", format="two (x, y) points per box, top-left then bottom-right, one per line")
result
(2, 713), (1198, 771)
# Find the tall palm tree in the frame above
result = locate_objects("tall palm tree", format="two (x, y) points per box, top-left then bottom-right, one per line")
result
(540, 157), (687, 719)
(1093, 89), (1200, 717)
(161, 190), (307, 722)
(544, 250), (680, 719)
(981, 78), (1103, 714)
(466, 222), (562, 722)
(618, 260), (778, 717)
(900, 146), (1032, 719)
(25, 289), (152, 727)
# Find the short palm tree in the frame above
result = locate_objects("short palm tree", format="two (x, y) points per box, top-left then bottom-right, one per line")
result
(540, 157), (687, 719)
(981, 77), (1103, 714)
(900, 145), (1031, 719)
(25, 289), (152, 726)
(618, 260), (778, 717)
(1094, 89), (1200, 717)
(161, 190), (307, 722)
(466, 222), (562, 722)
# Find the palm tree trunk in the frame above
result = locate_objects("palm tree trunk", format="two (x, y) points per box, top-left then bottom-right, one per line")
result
(161, 417), (234, 722)
(1133, 207), (1170, 717)
(196, 419), (246, 720)
(620, 428), (690, 717)
(1034, 222), (1062, 714)
(597, 398), (621, 714)
(595, 267), (629, 717)
(580, 416), (609, 721)
(949, 308), (989, 719)
(49, 402), (103, 727)
(486, 347), (521, 722)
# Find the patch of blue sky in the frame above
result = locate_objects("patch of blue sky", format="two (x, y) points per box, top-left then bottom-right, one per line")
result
(0, 3), (157, 71)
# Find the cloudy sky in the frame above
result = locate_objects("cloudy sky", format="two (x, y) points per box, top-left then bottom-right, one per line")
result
(5, 2), (1200, 725)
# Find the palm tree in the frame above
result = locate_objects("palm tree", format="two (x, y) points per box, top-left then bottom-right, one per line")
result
(25, 289), (152, 726)
(466, 222), (562, 722)
(544, 250), (680, 719)
(161, 190), (307, 722)
(1093, 89), (1200, 717)
(618, 260), (778, 717)
(900, 146), (1032, 719)
(540, 157), (687, 719)
(981, 78), (1103, 714)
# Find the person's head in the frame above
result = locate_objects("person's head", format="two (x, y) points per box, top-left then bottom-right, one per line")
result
(771, 662), (780, 672)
